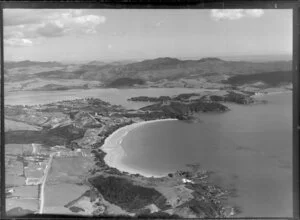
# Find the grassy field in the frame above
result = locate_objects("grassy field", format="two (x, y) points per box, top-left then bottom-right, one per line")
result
(6, 198), (38, 213)
(10, 185), (39, 199)
(44, 155), (94, 214)
(6, 175), (25, 187)
(5, 144), (24, 155)
(5, 119), (42, 132)
(5, 145), (25, 187)
(44, 183), (89, 213)
(46, 156), (93, 184)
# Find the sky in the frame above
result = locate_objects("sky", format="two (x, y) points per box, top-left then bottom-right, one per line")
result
(3, 9), (293, 62)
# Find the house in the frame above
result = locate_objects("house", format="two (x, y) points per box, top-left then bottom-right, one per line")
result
(182, 178), (194, 184)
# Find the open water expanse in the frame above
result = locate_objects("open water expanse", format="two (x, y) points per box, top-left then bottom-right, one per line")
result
(5, 88), (216, 109)
(121, 92), (293, 217)
(6, 89), (293, 217)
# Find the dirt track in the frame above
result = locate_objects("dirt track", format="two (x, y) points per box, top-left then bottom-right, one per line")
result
(39, 152), (55, 214)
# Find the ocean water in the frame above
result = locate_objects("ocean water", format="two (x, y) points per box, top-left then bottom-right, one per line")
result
(5, 88), (293, 217)
(121, 92), (293, 217)
(5, 88), (215, 109)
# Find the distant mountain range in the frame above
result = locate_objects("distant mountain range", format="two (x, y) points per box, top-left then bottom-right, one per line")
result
(4, 57), (292, 90)
(4, 60), (65, 69)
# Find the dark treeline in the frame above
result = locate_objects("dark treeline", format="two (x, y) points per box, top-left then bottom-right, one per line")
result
(89, 176), (170, 212)
(5, 125), (85, 147)
(224, 71), (292, 87)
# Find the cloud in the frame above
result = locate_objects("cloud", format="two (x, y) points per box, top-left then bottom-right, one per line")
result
(245, 9), (264, 17)
(4, 9), (107, 46)
(4, 38), (33, 47)
(4, 30), (24, 39)
(74, 15), (106, 25)
(211, 9), (264, 21)
(73, 14), (106, 34)
(3, 29), (34, 47)
(36, 21), (66, 37)
(47, 11), (106, 35)
(4, 9), (54, 26)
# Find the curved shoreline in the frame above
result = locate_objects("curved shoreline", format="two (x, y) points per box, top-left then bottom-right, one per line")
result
(101, 118), (178, 178)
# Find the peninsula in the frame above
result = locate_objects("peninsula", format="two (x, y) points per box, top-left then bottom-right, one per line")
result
(4, 89), (256, 217)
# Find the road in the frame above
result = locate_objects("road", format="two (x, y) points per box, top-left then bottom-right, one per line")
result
(39, 152), (55, 214)
(87, 112), (101, 124)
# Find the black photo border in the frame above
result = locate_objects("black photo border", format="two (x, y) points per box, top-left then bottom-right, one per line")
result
(0, 1), (299, 219)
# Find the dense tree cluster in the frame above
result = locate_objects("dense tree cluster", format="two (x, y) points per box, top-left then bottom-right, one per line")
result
(89, 176), (169, 212)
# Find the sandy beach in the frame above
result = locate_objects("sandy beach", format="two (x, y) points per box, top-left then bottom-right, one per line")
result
(101, 118), (178, 178)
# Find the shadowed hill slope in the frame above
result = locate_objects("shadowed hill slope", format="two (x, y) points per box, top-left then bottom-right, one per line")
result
(4, 58), (292, 84)
(224, 70), (292, 87)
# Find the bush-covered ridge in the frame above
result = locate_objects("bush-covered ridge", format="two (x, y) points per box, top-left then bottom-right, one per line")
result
(224, 70), (292, 87)
(89, 176), (169, 212)
(106, 77), (145, 88)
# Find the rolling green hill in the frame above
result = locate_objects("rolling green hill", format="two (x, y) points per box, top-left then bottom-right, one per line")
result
(4, 57), (292, 89)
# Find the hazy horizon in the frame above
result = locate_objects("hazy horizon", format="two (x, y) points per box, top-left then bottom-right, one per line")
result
(4, 9), (293, 218)
(4, 9), (292, 63)
(3, 53), (293, 64)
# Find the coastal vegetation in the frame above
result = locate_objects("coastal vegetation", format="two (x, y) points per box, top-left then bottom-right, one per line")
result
(211, 91), (254, 104)
(4, 88), (261, 149)
(224, 70), (292, 87)
(128, 96), (171, 102)
(126, 90), (260, 121)
(140, 100), (229, 118)
(89, 176), (169, 212)
(106, 77), (145, 88)
(5, 94), (241, 217)
(5, 125), (86, 146)
(129, 90), (255, 105)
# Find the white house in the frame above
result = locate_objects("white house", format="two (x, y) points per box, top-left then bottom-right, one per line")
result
(182, 178), (194, 184)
